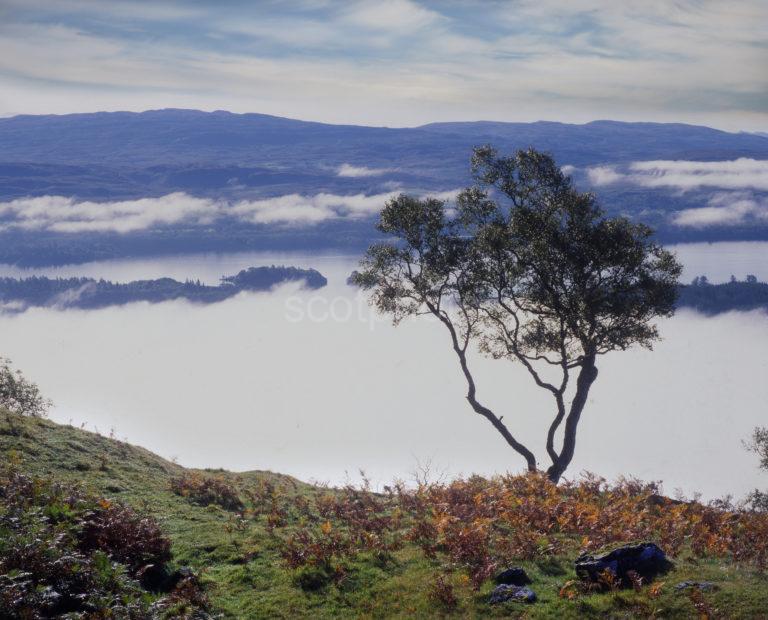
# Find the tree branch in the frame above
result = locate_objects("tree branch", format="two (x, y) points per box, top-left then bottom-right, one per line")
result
(426, 300), (538, 472)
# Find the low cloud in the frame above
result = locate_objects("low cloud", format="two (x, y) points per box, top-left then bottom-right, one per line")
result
(232, 189), (462, 224)
(583, 158), (768, 228)
(50, 281), (98, 308)
(0, 189), (463, 232)
(586, 166), (623, 186)
(426, 189), (462, 202)
(587, 158), (768, 191)
(231, 192), (400, 224)
(0, 193), (220, 234)
(0, 300), (27, 313)
(672, 192), (768, 228)
(337, 163), (394, 178)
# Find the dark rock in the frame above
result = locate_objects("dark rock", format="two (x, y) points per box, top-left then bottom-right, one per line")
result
(675, 581), (717, 592)
(647, 493), (685, 508)
(165, 566), (196, 591)
(141, 565), (196, 592)
(495, 567), (532, 586)
(139, 563), (169, 591)
(489, 584), (537, 604)
(575, 542), (673, 588)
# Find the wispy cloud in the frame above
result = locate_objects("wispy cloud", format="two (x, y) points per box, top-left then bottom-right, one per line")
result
(585, 158), (768, 228)
(0, 1), (765, 129)
(232, 189), (461, 224)
(231, 192), (400, 224)
(629, 159), (768, 191)
(337, 163), (394, 177)
(672, 192), (768, 227)
(588, 159), (768, 191)
(340, 0), (443, 34)
(0, 193), (220, 233)
(586, 166), (624, 186)
(0, 189), (462, 232)
(0, 0), (205, 22)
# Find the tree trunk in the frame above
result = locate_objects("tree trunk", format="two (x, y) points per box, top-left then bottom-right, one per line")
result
(459, 352), (538, 473)
(434, 308), (538, 473)
(546, 354), (598, 483)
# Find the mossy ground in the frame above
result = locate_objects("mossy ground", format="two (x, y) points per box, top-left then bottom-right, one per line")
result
(2, 410), (767, 619)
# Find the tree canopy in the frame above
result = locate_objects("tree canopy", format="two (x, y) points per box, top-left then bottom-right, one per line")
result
(353, 146), (682, 482)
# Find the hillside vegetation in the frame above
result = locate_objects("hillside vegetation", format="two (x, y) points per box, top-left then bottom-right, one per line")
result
(2, 410), (767, 618)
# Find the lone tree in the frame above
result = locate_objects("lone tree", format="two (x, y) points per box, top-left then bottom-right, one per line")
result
(353, 147), (681, 482)
(0, 357), (51, 418)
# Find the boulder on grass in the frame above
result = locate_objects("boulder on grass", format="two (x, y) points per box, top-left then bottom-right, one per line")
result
(675, 581), (717, 593)
(489, 584), (536, 604)
(575, 542), (673, 588)
(495, 567), (532, 586)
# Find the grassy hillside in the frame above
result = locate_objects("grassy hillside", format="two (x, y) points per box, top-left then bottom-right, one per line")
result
(2, 410), (767, 619)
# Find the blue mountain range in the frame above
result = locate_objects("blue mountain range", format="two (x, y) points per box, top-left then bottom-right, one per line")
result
(0, 109), (766, 265)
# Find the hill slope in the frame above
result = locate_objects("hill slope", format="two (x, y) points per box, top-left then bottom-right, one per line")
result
(1, 110), (766, 200)
(3, 111), (767, 169)
(2, 410), (768, 618)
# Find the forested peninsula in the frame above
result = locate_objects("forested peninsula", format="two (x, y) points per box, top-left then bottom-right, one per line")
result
(0, 266), (327, 312)
(677, 276), (768, 314)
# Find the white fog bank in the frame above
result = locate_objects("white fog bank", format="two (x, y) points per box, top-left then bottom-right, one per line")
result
(0, 246), (766, 500)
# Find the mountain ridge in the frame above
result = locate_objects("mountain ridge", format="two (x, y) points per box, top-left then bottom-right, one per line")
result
(1, 107), (757, 134)
(2, 109), (766, 170)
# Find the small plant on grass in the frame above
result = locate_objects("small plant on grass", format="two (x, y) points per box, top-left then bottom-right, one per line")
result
(688, 587), (718, 619)
(245, 479), (290, 530)
(428, 573), (459, 611)
(170, 472), (244, 511)
(280, 521), (355, 586)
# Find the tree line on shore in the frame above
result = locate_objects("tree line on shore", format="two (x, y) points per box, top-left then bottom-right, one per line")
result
(677, 275), (768, 314)
(0, 265), (327, 312)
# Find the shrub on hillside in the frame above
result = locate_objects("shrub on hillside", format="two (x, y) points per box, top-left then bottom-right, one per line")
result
(79, 500), (172, 582)
(746, 426), (768, 471)
(747, 489), (768, 512)
(170, 472), (244, 511)
(0, 462), (210, 618)
(745, 426), (768, 513)
(0, 357), (51, 418)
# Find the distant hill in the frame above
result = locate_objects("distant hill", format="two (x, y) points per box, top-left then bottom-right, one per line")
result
(1, 110), (767, 265)
(1, 110), (766, 187)
(420, 119), (768, 162)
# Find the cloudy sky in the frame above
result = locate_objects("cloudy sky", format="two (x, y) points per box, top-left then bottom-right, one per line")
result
(0, 0), (766, 130)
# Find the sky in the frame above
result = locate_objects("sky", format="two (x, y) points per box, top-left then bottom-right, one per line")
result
(0, 0), (766, 131)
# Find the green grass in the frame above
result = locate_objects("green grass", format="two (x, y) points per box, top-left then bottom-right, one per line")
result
(2, 410), (767, 619)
